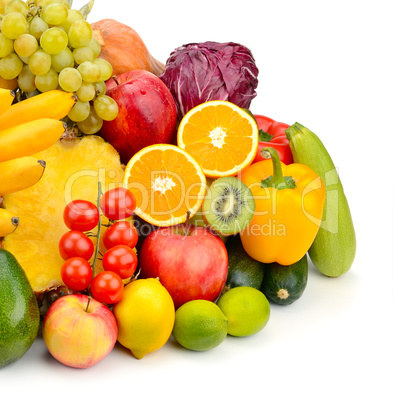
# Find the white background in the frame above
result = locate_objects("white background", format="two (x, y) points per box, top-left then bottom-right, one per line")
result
(2, 0), (401, 400)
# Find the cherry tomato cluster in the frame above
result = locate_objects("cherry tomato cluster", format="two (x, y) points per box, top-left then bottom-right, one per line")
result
(59, 187), (138, 305)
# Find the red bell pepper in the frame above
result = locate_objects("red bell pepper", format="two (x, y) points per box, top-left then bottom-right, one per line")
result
(253, 115), (293, 165)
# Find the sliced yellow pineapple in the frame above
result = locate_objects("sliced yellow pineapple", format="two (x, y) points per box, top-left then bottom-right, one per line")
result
(2, 135), (125, 294)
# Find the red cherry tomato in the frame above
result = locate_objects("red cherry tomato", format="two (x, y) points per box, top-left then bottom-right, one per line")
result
(102, 221), (138, 249)
(91, 271), (124, 304)
(64, 200), (99, 232)
(100, 188), (136, 221)
(61, 257), (93, 291)
(102, 245), (138, 279)
(59, 230), (94, 261)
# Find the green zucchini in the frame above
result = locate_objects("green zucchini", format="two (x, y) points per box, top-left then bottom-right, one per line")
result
(285, 123), (356, 277)
(224, 235), (265, 290)
(260, 255), (308, 305)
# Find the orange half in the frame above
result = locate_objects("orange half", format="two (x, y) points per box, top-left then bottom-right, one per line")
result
(177, 100), (259, 178)
(123, 144), (207, 227)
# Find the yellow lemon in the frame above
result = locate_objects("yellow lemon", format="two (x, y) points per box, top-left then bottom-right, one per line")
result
(113, 278), (175, 359)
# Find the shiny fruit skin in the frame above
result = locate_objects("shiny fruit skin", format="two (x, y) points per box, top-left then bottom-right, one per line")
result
(0, 157), (45, 195)
(42, 294), (117, 369)
(217, 286), (270, 337)
(0, 90), (76, 130)
(0, 208), (19, 237)
(113, 278), (175, 359)
(100, 70), (177, 165)
(60, 257), (93, 291)
(173, 300), (228, 351)
(102, 245), (137, 279)
(102, 220), (138, 249)
(90, 271), (124, 304)
(0, 118), (65, 162)
(63, 199), (99, 232)
(59, 230), (94, 261)
(139, 225), (228, 309)
(100, 187), (136, 221)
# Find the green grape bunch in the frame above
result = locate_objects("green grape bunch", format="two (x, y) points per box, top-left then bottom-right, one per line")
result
(0, 0), (119, 135)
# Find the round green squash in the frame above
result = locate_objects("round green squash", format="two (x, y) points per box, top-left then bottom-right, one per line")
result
(261, 254), (308, 305)
(225, 235), (265, 290)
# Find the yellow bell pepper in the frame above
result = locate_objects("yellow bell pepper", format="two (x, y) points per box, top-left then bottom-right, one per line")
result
(239, 147), (326, 265)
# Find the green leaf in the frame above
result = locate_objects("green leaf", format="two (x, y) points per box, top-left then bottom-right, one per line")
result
(80, 0), (94, 19)
(261, 175), (296, 189)
(241, 110), (274, 142)
(242, 108), (257, 123)
(259, 129), (274, 142)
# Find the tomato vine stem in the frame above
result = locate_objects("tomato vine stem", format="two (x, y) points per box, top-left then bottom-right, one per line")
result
(91, 181), (103, 278)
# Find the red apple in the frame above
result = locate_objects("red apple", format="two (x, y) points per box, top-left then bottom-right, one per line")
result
(42, 294), (118, 369)
(100, 69), (177, 164)
(138, 224), (228, 309)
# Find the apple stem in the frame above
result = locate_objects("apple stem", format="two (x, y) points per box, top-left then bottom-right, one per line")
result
(85, 296), (91, 312)
(91, 181), (103, 278)
(112, 76), (119, 86)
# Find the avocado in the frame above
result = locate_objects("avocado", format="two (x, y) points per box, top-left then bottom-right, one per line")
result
(0, 248), (40, 368)
(225, 235), (265, 290)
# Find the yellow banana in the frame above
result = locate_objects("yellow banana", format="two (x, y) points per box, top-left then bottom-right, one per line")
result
(0, 118), (65, 163)
(0, 208), (19, 237)
(0, 90), (76, 130)
(0, 88), (15, 116)
(0, 157), (46, 196)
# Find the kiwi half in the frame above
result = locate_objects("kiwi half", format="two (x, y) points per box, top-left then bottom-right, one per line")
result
(202, 176), (255, 236)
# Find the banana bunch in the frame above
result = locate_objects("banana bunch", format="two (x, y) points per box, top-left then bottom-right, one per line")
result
(0, 89), (76, 236)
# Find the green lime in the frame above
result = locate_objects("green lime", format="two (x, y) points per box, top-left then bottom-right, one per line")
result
(217, 286), (270, 337)
(172, 300), (228, 351)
